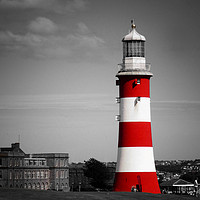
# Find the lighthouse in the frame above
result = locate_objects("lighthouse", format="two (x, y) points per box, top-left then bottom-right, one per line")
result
(114, 21), (160, 193)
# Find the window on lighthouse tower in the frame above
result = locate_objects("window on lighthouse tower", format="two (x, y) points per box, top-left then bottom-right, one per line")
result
(123, 41), (145, 58)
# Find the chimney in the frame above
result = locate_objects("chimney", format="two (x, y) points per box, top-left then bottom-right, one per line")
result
(11, 143), (20, 149)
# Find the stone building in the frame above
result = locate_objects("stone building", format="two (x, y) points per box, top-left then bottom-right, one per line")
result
(160, 178), (194, 194)
(0, 143), (69, 191)
(0, 143), (25, 188)
(23, 156), (50, 190)
(32, 153), (69, 191)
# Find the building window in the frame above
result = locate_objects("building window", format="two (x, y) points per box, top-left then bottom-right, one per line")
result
(45, 171), (48, 179)
(32, 171), (36, 179)
(17, 159), (19, 166)
(56, 170), (59, 179)
(42, 161), (46, 166)
(0, 158), (2, 166)
(15, 171), (19, 179)
(60, 170), (64, 178)
(123, 41), (145, 58)
(28, 183), (32, 189)
(41, 182), (45, 190)
(137, 79), (141, 84)
(56, 183), (59, 191)
(37, 182), (40, 190)
(0, 170), (2, 179)
(41, 171), (44, 179)
(56, 159), (59, 167)
(25, 160), (28, 166)
(45, 182), (48, 190)
(24, 171), (27, 179)
(65, 159), (68, 166)
(65, 170), (68, 178)
(37, 171), (40, 179)
(20, 171), (23, 179)
(9, 171), (12, 179)
(32, 183), (36, 189)
(28, 171), (31, 179)
(9, 159), (12, 167)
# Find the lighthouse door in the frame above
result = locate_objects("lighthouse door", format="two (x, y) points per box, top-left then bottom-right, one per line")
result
(136, 175), (142, 192)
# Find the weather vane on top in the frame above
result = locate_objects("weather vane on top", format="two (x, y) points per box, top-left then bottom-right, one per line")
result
(131, 19), (136, 29)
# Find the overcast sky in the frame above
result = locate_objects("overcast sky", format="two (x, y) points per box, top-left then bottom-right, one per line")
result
(0, 0), (200, 162)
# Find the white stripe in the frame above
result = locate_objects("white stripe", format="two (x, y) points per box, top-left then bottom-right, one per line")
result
(120, 97), (151, 122)
(116, 147), (156, 172)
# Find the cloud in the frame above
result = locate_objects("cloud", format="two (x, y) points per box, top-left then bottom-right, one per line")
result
(0, 94), (115, 111)
(55, 0), (88, 13)
(77, 22), (90, 34)
(0, 20), (105, 59)
(0, 0), (44, 8)
(0, 0), (88, 13)
(151, 100), (200, 112)
(67, 22), (105, 49)
(28, 17), (58, 35)
(0, 30), (43, 51)
(67, 33), (105, 49)
(0, 27), (67, 58)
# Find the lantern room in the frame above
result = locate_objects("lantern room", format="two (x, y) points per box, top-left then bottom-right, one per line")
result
(121, 20), (147, 71)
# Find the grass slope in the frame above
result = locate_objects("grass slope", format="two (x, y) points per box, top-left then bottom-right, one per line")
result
(0, 189), (197, 200)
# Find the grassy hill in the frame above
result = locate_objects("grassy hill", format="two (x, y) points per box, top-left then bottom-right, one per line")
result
(0, 189), (197, 200)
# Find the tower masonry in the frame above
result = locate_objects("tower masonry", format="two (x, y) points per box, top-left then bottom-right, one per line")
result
(114, 21), (160, 193)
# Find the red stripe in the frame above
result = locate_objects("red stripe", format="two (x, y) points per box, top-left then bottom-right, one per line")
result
(114, 172), (160, 193)
(118, 122), (152, 147)
(119, 76), (150, 98)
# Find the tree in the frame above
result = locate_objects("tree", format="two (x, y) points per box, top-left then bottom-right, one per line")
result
(156, 164), (182, 173)
(83, 158), (111, 190)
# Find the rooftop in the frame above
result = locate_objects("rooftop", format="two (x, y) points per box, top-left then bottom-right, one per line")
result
(123, 20), (145, 41)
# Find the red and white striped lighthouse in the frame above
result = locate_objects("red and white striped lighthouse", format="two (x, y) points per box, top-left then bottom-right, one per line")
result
(114, 21), (160, 193)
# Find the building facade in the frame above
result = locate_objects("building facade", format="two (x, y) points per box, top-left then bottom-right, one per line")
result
(23, 157), (50, 190)
(0, 143), (69, 191)
(0, 143), (25, 188)
(32, 153), (69, 191)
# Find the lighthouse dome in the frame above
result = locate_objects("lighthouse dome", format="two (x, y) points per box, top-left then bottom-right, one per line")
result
(123, 22), (145, 41)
